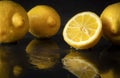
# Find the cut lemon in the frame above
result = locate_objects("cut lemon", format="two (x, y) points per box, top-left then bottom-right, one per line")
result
(62, 52), (99, 78)
(63, 11), (102, 49)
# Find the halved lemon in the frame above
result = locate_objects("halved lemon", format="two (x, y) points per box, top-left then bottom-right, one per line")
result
(63, 11), (102, 49)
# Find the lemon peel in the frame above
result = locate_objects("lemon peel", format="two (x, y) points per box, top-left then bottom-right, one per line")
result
(100, 2), (120, 44)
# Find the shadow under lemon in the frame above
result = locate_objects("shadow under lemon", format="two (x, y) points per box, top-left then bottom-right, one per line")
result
(25, 39), (60, 70)
(0, 44), (28, 78)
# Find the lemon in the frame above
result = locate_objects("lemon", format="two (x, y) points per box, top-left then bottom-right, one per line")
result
(62, 52), (99, 78)
(0, 1), (29, 43)
(63, 11), (102, 49)
(100, 2), (120, 44)
(28, 5), (61, 38)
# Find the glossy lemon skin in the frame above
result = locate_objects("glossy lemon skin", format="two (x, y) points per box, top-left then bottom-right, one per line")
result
(0, 1), (29, 43)
(28, 5), (61, 38)
(100, 2), (120, 44)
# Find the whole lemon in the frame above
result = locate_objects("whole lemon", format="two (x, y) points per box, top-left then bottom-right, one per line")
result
(0, 1), (29, 43)
(100, 2), (120, 44)
(28, 5), (61, 38)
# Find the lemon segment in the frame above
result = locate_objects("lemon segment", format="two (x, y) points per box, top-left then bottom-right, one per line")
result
(63, 12), (102, 49)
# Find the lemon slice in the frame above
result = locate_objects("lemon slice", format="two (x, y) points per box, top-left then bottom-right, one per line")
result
(63, 11), (102, 49)
(62, 55), (99, 78)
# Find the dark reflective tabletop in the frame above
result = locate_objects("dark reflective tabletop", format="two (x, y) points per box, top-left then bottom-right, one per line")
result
(0, 0), (120, 78)
(0, 33), (120, 78)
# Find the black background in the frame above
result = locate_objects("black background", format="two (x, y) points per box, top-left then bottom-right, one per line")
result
(13, 0), (120, 34)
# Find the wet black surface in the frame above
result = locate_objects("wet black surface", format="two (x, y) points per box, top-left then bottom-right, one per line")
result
(0, 33), (120, 78)
(0, 0), (120, 78)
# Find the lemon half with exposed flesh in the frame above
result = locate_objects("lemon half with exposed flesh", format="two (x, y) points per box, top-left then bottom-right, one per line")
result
(63, 11), (102, 49)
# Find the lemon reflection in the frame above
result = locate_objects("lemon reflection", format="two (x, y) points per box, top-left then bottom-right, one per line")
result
(63, 49), (100, 66)
(63, 47), (120, 78)
(0, 45), (27, 78)
(62, 49), (100, 78)
(26, 39), (60, 70)
(99, 45), (120, 78)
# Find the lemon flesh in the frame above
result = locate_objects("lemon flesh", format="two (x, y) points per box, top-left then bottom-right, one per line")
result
(63, 12), (102, 49)
(0, 1), (29, 43)
(100, 2), (120, 44)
